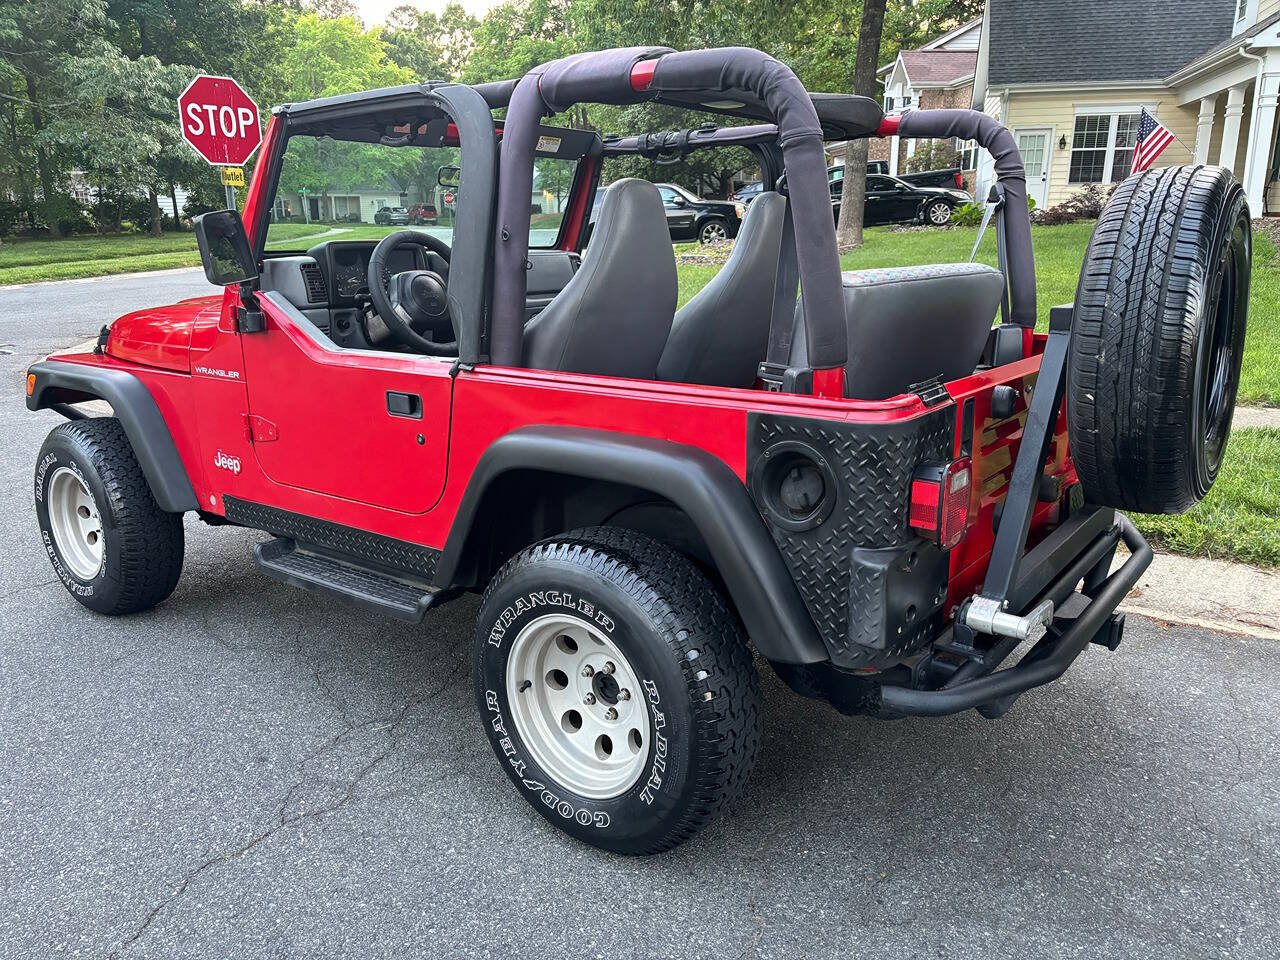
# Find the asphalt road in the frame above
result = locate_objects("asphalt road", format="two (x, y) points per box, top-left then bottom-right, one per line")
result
(1, 269), (1278, 960)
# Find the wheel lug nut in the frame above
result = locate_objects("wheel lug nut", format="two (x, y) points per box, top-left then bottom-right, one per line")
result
(603, 661), (616, 675)
(583, 692), (596, 705)
(619, 688), (631, 701)
(581, 664), (594, 678)
(605, 707), (618, 721)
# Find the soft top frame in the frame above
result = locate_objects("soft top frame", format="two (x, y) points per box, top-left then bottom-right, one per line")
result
(489, 46), (854, 387)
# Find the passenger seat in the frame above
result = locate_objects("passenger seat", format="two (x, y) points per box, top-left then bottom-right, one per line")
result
(657, 192), (788, 388)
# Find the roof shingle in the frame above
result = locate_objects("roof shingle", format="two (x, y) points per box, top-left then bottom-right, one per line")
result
(900, 50), (978, 86)
(988, 0), (1235, 85)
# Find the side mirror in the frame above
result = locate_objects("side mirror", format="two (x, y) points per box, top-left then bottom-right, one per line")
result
(669, 195), (686, 207)
(194, 210), (258, 287)
(438, 165), (461, 189)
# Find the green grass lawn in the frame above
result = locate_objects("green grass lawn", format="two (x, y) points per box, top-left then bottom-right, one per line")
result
(0, 232), (203, 284)
(1133, 428), (1280, 567)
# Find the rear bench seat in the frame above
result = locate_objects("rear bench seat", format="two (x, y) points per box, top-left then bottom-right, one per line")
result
(788, 263), (1007, 400)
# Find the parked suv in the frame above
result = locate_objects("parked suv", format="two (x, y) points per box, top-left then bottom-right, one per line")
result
(373, 206), (410, 225)
(588, 181), (744, 244)
(407, 202), (438, 225)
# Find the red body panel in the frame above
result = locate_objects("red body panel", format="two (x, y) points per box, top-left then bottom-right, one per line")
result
(106, 297), (219, 373)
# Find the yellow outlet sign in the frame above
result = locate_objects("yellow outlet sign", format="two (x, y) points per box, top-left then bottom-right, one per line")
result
(220, 166), (245, 187)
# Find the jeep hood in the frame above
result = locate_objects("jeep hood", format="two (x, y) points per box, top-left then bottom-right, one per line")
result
(107, 295), (222, 373)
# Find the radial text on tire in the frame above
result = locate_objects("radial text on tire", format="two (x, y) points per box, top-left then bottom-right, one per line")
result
(473, 527), (762, 854)
(34, 417), (184, 615)
(1067, 164), (1250, 515)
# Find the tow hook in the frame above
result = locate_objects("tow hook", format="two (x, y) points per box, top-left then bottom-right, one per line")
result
(960, 595), (1054, 642)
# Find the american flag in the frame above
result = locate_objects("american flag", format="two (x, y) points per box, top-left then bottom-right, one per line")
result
(1131, 108), (1175, 173)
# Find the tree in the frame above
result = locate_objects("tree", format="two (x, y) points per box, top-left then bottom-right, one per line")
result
(835, 0), (887, 252)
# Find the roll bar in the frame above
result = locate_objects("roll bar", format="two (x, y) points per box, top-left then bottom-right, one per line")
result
(883, 109), (1037, 328)
(490, 46), (849, 386)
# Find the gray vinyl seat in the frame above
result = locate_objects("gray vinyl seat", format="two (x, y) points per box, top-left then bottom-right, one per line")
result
(523, 178), (676, 378)
(657, 192), (787, 388)
(789, 263), (1007, 400)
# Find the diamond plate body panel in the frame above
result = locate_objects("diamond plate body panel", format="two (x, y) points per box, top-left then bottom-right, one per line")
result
(224, 496), (440, 580)
(748, 408), (954, 666)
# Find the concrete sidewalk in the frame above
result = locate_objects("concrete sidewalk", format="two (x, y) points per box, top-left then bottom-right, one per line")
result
(1118, 547), (1280, 640)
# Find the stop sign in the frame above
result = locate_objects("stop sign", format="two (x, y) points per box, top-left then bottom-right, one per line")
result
(178, 75), (261, 166)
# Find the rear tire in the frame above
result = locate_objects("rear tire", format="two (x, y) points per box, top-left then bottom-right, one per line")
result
(698, 218), (728, 244)
(1067, 165), (1250, 514)
(34, 418), (184, 614)
(473, 527), (762, 854)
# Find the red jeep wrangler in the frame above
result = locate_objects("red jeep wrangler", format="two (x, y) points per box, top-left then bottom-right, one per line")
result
(26, 47), (1250, 854)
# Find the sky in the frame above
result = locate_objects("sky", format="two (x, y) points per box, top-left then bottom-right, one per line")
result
(355, 0), (502, 26)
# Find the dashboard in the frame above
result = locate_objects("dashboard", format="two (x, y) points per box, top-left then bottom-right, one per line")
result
(312, 241), (436, 304)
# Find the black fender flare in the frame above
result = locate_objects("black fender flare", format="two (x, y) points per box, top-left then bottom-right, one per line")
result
(26, 361), (199, 513)
(435, 425), (828, 664)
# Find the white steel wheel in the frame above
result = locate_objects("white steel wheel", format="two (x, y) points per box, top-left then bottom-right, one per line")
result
(927, 201), (952, 225)
(505, 612), (651, 800)
(699, 220), (728, 244)
(46, 466), (104, 580)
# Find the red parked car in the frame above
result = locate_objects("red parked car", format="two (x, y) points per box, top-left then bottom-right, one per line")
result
(407, 202), (438, 225)
(25, 47), (1250, 855)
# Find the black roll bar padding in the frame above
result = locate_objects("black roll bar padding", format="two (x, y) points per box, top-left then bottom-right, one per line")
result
(490, 46), (849, 373)
(879, 514), (1151, 717)
(428, 84), (497, 366)
(895, 109), (1037, 328)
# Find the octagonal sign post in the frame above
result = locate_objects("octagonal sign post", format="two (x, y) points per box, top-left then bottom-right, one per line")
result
(178, 75), (261, 209)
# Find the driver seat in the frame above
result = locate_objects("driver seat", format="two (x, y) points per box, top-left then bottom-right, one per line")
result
(523, 179), (676, 378)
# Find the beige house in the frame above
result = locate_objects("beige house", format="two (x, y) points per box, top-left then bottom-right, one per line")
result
(972, 0), (1280, 215)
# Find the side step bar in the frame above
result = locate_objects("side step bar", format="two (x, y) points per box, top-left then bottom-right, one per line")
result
(254, 537), (447, 622)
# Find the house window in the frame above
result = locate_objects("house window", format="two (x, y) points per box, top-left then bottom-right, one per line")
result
(1234, 0), (1256, 32)
(885, 95), (895, 112)
(1069, 111), (1141, 183)
(953, 138), (979, 170)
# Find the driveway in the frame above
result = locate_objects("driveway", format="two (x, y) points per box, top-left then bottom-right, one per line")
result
(1, 271), (1277, 959)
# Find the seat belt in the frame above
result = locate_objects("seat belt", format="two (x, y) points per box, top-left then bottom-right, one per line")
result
(971, 182), (1010, 325)
(762, 198), (800, 382)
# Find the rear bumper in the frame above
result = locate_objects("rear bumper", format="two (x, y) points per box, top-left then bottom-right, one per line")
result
(879, 510), (1151, 717)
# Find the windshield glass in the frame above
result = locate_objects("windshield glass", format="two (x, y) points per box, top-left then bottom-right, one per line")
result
(265, 134), (576, 251)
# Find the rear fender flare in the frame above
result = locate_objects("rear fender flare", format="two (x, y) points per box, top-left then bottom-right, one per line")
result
(26, 361), (198, 513)
(436, 425), (828, 664)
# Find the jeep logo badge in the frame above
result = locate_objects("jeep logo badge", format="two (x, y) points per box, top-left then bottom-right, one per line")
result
(214, 450), (242, 475)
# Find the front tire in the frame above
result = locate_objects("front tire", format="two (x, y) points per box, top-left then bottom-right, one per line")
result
(698, 218), (728, 244)
(34, 418), (184, 615)
(925, 200), (953, 225)
(1068, 165), (1250, 514)
(473, 527), (762, 854)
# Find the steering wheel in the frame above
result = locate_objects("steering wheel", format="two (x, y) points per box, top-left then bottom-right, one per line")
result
(367, 230), (456, 355)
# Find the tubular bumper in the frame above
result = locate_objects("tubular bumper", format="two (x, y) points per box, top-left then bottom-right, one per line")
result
(879, 513), (1151, 717)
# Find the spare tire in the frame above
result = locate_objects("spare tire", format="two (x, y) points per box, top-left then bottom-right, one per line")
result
(1067, 164), (1250, 515)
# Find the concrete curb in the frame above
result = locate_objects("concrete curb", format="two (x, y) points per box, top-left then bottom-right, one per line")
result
(1233, 406), (1280, 429)
(1115, 547), (1280, 641)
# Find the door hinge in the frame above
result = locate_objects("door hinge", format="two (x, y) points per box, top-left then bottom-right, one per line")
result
(243, 413), (278, 443)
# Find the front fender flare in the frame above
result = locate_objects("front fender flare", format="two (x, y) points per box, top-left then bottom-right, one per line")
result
(26, 361), (198, 513)
(436, 425), (828, 664)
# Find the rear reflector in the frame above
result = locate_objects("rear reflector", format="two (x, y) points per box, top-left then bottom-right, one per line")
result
(909, 458), (972, 550)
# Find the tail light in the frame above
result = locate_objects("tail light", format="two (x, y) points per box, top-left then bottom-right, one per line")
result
(954, 171), (963, 189)
(909, 458), (972, 550)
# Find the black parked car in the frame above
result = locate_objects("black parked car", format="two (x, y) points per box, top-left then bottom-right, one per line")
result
(832, 174), (971, 226)
(587, 182), (744, 245)
(374, 206), (410, 225)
